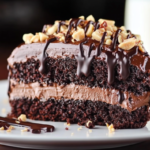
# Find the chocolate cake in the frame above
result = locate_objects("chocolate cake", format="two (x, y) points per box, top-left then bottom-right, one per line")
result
(7, 15), (150, 129)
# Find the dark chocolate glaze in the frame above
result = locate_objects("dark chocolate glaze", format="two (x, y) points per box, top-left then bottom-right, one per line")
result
(39, 37), (57, 74)
(111, 29), (121, 50)
(96, 32), (107, 56)
(75, 40), (95, 77)
(7, 65), (11, 96)
(127, 30), (136, 39)
(84, 21), (100, 34)
(0, 116), (54, 134)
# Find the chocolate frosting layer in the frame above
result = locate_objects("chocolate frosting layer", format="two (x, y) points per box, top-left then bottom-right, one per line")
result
(7, 41), (150, 73)
(9, 79), (150, 112)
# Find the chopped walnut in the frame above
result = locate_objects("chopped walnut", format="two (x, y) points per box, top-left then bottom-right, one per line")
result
(92, 28), (105, 41)
(118, 38), (136, 50)
(86, 15), (95, 22)
(86, 24), (94, 37)
(22, 33), (34, 44)
(18, 114), (27, 122)
(138, 44), (145, 52)
(39, 32), (49, 42)
(72, 28), (85, 41)
(54, 33), (65, 42)
(99, 19), (115, 26)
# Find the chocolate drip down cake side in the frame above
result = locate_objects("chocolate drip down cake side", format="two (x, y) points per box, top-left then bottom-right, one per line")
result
(7, 15), (150, 129)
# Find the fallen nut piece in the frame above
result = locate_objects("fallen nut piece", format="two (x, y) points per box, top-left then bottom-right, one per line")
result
(72, 28), (85, 41)
(79, 16), (85, 20)
(22, 33), (34, 44)
(99, 19), (115, 26)
(106, 123), (115, 132)
(118, 38), (136, 50)
(8, 126), (14, 130)
(39, 32), (48, 42)
(0, 127), (4, 130)
(21, 127), (29, 132)
(85, 120), (95, 129)
(18, 114), (27, 122)
(86, 15), (95, 22)
(86, 24), (94, 37)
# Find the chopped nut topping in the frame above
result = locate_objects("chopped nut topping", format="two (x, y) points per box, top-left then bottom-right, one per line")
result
(120, 26), (126, 31)
(138, 43), (145, 52)
(47, 25), (58, 35)
(79, 16), (85, 20)
(86, 15), (95, 22)
(135, 34), (141, 41)
(30, 33), (40, 43)
(86, 24), (94, 37)
(39, 32), (49, 42)
(23, 33), (34, 44)
(105, 39), (112, 45)
(18, 114), (27, 122)
(118, 31), (128, 44)
(72, 28), (85, 41)
(92, 28), (105, 41)
(60, 25), (68, 34)
(118, 38), (136, 50)
(99, 19), (115, 26)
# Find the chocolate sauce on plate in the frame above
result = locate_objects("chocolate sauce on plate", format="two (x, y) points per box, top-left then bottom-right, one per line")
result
(0, 116), (54, 134)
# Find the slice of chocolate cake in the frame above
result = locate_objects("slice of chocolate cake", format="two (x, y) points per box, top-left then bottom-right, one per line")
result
(7, 15), (150, 129)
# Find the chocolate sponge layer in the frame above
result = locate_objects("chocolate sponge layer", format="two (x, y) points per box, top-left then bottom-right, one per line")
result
(9, 57), (150, 96)
(9, 97), (149, 129)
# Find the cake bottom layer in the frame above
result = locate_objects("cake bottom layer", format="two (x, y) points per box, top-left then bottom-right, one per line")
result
(9, 98), (150, 129)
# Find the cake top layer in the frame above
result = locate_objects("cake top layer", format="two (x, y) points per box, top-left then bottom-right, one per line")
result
(8, 15), (150, 85)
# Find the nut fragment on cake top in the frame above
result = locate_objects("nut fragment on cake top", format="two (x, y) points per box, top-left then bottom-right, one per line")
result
(7, 15), (150, 129)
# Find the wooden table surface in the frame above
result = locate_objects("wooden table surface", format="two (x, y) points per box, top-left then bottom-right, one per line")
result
(0, 140), (150, 150)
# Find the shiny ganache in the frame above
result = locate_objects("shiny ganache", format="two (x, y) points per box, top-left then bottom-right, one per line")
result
(0, 116), (54, 134)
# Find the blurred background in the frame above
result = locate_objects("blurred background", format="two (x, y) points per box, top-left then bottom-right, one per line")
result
(0, 0), (149, 80)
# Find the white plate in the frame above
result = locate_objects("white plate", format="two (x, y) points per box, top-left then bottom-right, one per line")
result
(0, 80), (150, 149)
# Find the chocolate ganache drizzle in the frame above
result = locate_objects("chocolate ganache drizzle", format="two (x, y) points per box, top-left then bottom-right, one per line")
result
(75, 40), (95, 77)
(0, 116), (54, 134)
(39, 37), (57, 74)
